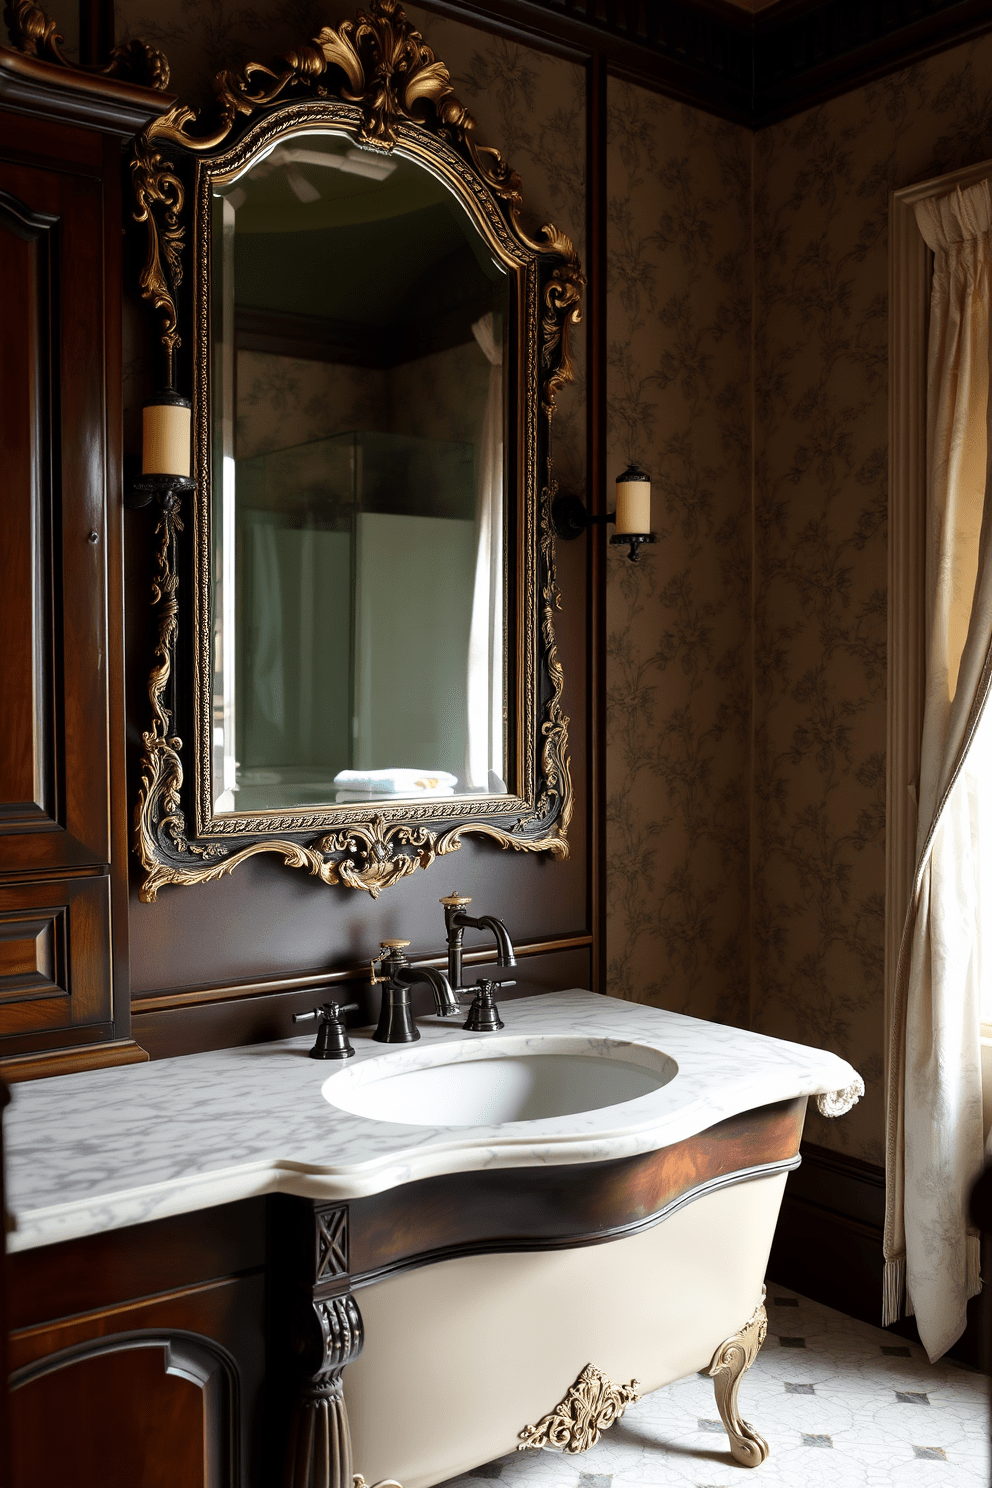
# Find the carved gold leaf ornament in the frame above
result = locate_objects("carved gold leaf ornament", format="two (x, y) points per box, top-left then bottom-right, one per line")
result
(517, 1364), (640, 1454)
(129, 0), (582, 899)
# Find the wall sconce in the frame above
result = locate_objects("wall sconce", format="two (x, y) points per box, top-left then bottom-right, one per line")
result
(552, 464), (657, 562)
(125, 391), (196, 510)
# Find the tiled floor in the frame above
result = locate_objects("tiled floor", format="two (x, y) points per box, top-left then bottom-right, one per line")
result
(437, 1288), (990, 1487)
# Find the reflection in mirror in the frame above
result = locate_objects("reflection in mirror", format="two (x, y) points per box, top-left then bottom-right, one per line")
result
(210, 132), (509, 816)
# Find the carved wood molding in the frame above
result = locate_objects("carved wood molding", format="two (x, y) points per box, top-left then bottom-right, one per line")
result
(2, 0), (170, 91)
(276, 1200), (406, 1488)
(411, 0), (992, 125)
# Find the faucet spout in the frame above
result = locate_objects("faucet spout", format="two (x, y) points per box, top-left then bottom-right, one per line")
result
(439, 894), (517, 993)
(396, 965), (460, 1019)
(472, 914), (516, 968)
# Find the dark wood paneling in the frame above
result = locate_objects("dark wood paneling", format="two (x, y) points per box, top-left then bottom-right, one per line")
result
(0, 48), (170, 137)
(131, 944), (592, 1058)
(7, 1199), (266, 1331)
(0, 155), (110, 874)
(6, 1201), (266, 1487)
(0, 65), (162, 1072)
(9, 1275), (262, 1370)
(0, 878), (112, 1055)
(348, 1097), (806, 1282)
(10, 1343), (211, 1488)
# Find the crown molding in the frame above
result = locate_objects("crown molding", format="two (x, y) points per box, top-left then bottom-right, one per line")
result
(415, 0), (992, 125)
(755, 0), (992, 125)
(413, 0), (753, 120)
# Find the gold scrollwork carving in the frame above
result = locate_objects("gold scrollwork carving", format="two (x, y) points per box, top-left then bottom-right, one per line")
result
(131, 134), (185, 385)
(517, 1364), (640, 1454)
(3, 0), (170, 89)
(707, 1292), (770, 1467)
(133, 0), (581, 408)
(130, 0), (580, 899)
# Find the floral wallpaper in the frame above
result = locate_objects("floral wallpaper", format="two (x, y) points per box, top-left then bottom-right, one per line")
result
(236, 341), (490, 458)
(752, 33), (992, 1161)
(105, 0), (992, 1161)
(604, 83), (753, 1033)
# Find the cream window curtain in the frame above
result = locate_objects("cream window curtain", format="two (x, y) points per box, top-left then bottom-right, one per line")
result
(884, 180), (992, 1360)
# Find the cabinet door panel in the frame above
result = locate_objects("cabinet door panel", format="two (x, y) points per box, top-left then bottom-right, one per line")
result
(0, 159), (109, 871)
(10, 1341), (220, 1488)
(0, 878), (111, 1050)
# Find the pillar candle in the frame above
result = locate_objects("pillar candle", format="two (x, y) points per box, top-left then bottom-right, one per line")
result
(143, 397), (192, 477)
(614, 464), (651, 534)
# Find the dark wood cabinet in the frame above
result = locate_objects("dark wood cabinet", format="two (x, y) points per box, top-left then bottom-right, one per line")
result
(6, 1202), (266, 1488)
(0, 48), (165, 1078)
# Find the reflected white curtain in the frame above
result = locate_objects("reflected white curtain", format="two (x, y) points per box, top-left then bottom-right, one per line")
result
(884, 181), (992, 1360)
(246, 517), (285, 730)
(466, 313), (504, 791)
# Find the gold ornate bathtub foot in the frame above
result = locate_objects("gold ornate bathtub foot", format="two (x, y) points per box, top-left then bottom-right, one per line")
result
(517, 1363), (640, 1453)
(707, 1293), (770, 1467)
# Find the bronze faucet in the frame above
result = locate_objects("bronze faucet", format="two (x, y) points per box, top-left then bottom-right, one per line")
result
(439, 893), (516, 995)
(369, 940), (460, 1043)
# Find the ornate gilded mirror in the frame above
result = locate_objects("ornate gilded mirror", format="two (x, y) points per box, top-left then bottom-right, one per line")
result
(129, 0), (582, 899)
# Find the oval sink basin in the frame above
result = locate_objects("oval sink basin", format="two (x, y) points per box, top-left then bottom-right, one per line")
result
(322, 1035), (677, 1126)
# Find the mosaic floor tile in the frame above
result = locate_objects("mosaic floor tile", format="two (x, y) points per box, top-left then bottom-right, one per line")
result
(434, 1287), (990, 1488)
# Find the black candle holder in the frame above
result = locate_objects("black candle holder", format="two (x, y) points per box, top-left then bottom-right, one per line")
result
(551, 492), (655, 563)
(124, 471), (196, 512)
(609, 531), (657, 563)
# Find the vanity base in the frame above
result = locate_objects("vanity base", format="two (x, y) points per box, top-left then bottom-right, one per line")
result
(345, 1170), (786, 1488)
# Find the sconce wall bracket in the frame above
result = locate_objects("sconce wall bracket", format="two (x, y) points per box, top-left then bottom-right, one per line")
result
(552, 492), (618, 541)
(610, 532), (657, 564)
(125, 472), (196, 511)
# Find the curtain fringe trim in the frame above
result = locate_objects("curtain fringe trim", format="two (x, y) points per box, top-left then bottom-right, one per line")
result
(968, 1232), (983, 1299)
(883, 1255), (905, 1327)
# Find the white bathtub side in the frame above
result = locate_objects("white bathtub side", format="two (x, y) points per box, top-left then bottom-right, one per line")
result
(345, 1169), (787, 1488)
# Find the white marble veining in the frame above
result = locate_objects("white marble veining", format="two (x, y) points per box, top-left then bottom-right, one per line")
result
(3, 990), (860, 1253)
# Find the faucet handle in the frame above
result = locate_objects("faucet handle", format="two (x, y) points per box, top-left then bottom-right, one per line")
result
(293, 1001), (359, 1060)
(370, 940), (410, 984)
(440, 892), (472, 907)
(463, 978), (506, 1033)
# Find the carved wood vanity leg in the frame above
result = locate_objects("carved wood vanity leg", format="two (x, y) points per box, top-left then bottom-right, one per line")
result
(285, 1291), (364, 1488)
(273, 1199), (367, 1488)
(707, 1292), (770, 1468)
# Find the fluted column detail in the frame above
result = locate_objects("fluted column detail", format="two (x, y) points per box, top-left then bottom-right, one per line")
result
(285, 1295), (364, 1488)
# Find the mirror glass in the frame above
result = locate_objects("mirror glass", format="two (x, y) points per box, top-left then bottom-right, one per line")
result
(209, 132), (510, 815)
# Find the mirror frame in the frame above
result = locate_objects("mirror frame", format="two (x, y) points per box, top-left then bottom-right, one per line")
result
(129, 0), (583, 900)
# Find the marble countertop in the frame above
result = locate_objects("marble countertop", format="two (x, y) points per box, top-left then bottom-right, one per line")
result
(3, 990), (862, 1253)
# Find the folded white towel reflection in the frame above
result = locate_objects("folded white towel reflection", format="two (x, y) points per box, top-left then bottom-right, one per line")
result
(335, 786), (455, 802)
(332, 769), (458, 794)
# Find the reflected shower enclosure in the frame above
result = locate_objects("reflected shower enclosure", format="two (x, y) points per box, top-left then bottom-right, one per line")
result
(231, 432), (483, 813)
(208, 131), (509, 815)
